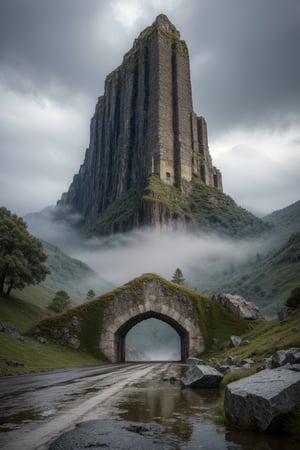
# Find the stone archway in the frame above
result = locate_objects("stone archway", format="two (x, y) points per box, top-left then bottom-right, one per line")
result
(115, 311), (189, 362)
(99, 277), (205, 362)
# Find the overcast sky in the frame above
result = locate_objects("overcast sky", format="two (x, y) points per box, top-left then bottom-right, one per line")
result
(1, 0), (299, 217)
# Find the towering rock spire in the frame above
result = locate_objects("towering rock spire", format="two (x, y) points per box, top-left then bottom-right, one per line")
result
(58, 14), (223, 232)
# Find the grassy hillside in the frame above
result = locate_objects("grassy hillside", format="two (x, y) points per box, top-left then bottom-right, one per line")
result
(144, 175), (270, 237)
(210, 313), (300, 365)
(0, 333), (102, 376)
(186, 199), (300, 316)
(263, 200), (300, 244)
(0, 283), (106, 376)
(0, 284), (54, 332)
(214, 233), (300, 317)
(42, 241), (114, 302)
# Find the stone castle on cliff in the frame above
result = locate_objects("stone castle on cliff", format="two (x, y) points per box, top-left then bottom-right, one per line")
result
(58, 15), (223, 231)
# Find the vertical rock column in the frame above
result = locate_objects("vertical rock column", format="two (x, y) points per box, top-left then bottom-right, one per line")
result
(171, 39), (193, 186)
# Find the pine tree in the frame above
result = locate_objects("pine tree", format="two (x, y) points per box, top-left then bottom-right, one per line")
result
(171, 268), (185, 285)
(86, 289), (96, 300)
(48, 290), (71, 313)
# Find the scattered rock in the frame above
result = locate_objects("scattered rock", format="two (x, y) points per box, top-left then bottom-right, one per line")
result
(278, 306), (297, 322)
(169, 376), (178, 384)
(162, 374), (179, 384)
(181, 364), (223, 388)
(186, 357), (200, 365)
(271, 348), (300, 368)
(0, 323), (24, 341)
(4, 359), (24, 367)
(224, 365), (300, 432)
(213, 293), (262, 319)
(71, 316), (81, 332)
(247, 323), (255, 331)
(240, 358), (255, 366)
(35, 336), (48, 345)
(211, 338), (218, 350)
(230, 335), (241, 348)
(240, 339), (250, 346)
(68, 336), (80, 349)
(208, 357), (218, 365)
(225, 355), (237, 365)
(218, 365), (231, 374)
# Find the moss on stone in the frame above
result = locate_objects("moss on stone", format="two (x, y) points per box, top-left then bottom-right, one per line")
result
(31, 273), (249, 358)
(84, 185), (140, 236)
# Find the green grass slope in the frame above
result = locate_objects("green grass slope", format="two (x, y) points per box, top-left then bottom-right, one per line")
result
(0, 284), (54, 332)
(217, 232), (300, 316)
(209, 313), (300, 370)
(42, 241), (114, 302)
(263, 200), (300, 244)
(82, 175), (270, 238)
(0, 283), (106, 376)
(0, 333), (102, 376)
(144, 175), (270, 237)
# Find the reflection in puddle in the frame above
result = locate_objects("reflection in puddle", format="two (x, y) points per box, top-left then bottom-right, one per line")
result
(112, 364), (299, 450)
(0, 409), (44, 432)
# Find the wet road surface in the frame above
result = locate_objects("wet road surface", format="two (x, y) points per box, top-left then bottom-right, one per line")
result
(0, 363), (157, 450)
(0, 363), (298, 450)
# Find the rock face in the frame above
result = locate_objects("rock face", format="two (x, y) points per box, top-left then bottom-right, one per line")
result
(181, 364), (223, 388)
(57, 14), (223, 233)
(224, 366), (300, 432)
(270, 348), (300, 368)
(213, 293), (261, 319)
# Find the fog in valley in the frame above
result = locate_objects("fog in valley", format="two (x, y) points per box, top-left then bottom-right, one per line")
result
(27, 208), (266, 296)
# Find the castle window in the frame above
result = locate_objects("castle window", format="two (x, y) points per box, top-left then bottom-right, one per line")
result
(166, 172), (171, 178)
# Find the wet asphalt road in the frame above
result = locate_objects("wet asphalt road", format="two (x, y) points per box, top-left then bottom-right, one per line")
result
(0, 362), (159, 450)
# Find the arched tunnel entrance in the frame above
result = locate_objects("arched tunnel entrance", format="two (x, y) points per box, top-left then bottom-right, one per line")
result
(115, 311), (190, 362)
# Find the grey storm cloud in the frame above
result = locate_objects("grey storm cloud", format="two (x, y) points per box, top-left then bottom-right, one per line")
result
(0, 0), (299, 216)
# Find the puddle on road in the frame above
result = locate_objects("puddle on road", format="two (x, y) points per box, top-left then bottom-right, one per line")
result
(97, 364), (299, 450)
(0, 409), (45, 432)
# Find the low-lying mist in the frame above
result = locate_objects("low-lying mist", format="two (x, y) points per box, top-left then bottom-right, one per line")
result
(125, 318), (181, 362)
(71, 229), (263, 289)
(26, 209), (265, 294)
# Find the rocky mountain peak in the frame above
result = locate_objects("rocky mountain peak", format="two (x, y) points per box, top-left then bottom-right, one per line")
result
(154, 14), (180, 38)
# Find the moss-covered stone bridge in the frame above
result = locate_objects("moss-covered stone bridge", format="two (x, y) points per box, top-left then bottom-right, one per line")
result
(33, 274), (248, 362)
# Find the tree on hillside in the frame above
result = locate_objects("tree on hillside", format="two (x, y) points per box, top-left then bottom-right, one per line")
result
(0, 207), (49, 296)
(285, 286), (300, 309)
(48, 290), (71, 313)
(171, 268), (185, 285)
(86, 289), (95, 301)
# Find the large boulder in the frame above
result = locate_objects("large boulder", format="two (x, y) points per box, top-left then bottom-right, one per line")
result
(224, 365), (300, 432)
(181, 364), (223, 388)
(213, 293), (261, 319)
(230, 335), (242, 347)
(271, 347), (300, 368)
